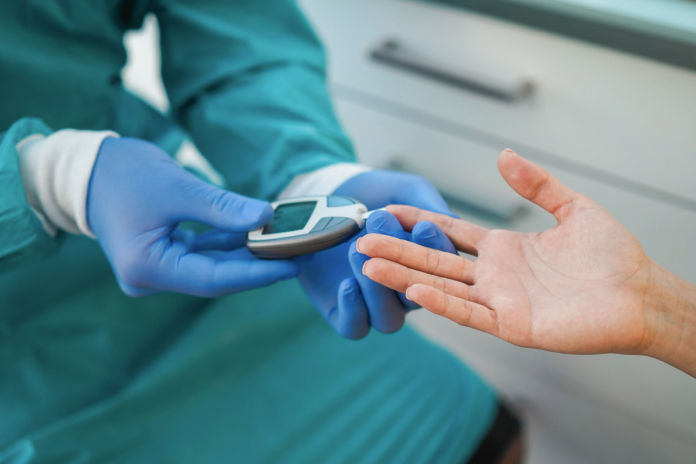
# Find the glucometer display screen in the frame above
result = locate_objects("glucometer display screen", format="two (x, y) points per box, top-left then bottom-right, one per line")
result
(263, 202), (317, 235)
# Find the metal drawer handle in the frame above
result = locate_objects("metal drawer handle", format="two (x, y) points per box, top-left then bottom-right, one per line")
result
(370, 39), (534, 102)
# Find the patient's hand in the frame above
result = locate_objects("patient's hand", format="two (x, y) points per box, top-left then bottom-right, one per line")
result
(357, 149), (656, 356)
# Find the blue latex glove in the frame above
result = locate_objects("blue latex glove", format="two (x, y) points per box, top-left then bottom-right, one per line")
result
(87, 137), (300, 297)
(297, 170), (457, 339)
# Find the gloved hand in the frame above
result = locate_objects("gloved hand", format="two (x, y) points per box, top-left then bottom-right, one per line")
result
(87, 137), (300, 297)
(297, 170), (457, 339)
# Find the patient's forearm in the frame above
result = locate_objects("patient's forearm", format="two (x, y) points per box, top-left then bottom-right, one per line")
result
(643, 260), (696, 378)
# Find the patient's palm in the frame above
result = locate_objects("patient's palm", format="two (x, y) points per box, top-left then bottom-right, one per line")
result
(474, 197), (650, 354)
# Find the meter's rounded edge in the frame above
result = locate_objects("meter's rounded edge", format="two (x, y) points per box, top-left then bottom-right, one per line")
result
(247, 216), (362, 258)
(246, 195), (366, 259)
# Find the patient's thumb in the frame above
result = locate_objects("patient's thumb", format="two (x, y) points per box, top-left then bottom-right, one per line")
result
(497, 149), (546, 199)
(497, 149), (577, 220)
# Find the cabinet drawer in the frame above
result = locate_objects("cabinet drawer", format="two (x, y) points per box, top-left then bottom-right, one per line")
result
(301, 0), (696, 206)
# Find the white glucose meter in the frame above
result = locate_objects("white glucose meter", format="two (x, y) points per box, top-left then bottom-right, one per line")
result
(246, 196), (372, 259)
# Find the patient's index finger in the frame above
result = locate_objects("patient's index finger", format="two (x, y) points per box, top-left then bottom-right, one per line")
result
(363, 257), (473, 302)
(385, 205), (488, 256)
(356, 234), (475, 285)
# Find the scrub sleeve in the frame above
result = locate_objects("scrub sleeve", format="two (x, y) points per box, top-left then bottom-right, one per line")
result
(0, 119), (58, 273)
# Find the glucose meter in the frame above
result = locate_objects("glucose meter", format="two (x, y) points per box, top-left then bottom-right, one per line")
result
(246, 196), (372, 259)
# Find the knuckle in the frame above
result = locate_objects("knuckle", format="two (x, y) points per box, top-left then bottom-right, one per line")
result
(443, 215), (456, 234)
(404, 173), (428, 186)
(529, 172), (551, 202)
(436, 290), (449, 312)
(116, 253), (150, 288)
(459, 261), (472, 282)
(119, 282), (143, 298)
(377, 319), (404, 334)
(209, 190), (239, 216)
(416, 221), (438, 241)
(338, 324), (368, 340)
(396, 239), (406, 262)
(405, 268), (419, 288)
(442, 278), (462, 299)
(460, 301), (474, 326)
(425, 248), (440, 274)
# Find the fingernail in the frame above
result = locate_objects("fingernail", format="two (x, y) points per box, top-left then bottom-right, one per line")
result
(355, 237), (363, 253)
(362, 260), (368, 276)
(405, 287), (413, 301)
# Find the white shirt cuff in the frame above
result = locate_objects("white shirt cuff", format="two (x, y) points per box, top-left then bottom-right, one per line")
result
(278, 163), (373, 199)
(16, 130), (119, 238)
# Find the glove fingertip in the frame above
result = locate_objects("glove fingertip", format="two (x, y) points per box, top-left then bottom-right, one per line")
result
(372, 315), (405, 335)
(365, 211), (407, 239)
(336, 278), (370, 340)
(349, 242), (371, 271)
(398, 292), (421, 311)
(412, 221), (438, 241)
(412, 221), (457, 254)
(279, 260), (302, 279)
(241, 200), (274, 228)
(338, 277), (359, 296)
(254, 259), (301, 284)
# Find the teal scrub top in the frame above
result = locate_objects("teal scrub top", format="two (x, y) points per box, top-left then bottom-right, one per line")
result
(0, 1), (497, 463)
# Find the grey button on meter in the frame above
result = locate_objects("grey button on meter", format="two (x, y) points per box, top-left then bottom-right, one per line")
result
(246, 196), (375, 259)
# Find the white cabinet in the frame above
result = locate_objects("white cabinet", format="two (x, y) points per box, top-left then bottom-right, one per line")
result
(300, 1), (696, 462)
(302, 0), (696, 206)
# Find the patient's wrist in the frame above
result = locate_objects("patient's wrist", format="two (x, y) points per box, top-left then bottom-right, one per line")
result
(642, 260), (696, 377)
